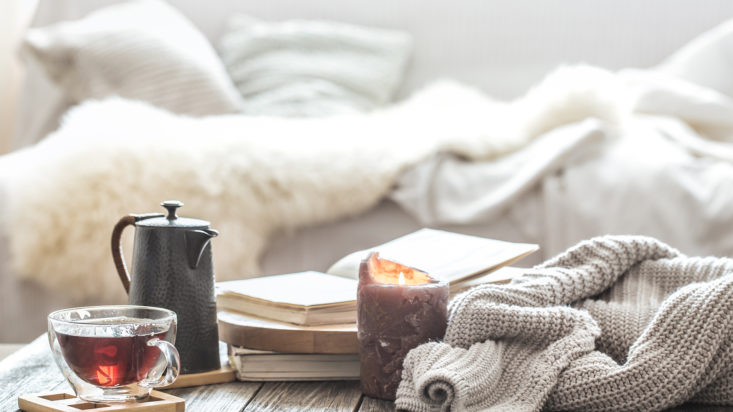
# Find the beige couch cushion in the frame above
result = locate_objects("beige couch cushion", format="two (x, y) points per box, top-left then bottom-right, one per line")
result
(23, 0), (243, 116)
(218, 14), (412, 116)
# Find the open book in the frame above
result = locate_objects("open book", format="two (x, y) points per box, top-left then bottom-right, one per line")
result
(216, 228), (538, 326)
(327, 228), (538, 285)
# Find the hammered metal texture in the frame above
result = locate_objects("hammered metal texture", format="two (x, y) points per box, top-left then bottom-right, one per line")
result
(128, 227), (220, 374)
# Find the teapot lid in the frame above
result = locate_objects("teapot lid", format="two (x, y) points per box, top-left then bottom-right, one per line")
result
(135, 200), (210, 229)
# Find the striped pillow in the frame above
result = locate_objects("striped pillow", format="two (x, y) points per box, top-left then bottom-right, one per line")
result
(23, 0), (243, 116)
(218, 15), (413, 117)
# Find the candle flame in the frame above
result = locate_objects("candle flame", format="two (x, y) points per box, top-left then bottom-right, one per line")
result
(366, 252), (432, 285)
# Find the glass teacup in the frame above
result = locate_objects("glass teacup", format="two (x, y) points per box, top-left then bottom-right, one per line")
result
(48, 305), (180, 403)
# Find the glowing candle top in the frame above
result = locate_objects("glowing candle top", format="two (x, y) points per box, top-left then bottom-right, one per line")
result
(361, 252), (439, 286)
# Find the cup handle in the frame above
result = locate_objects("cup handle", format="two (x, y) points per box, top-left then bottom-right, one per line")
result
(140, 338), (181, 387)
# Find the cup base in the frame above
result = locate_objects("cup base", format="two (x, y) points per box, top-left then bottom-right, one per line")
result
(76, 385), (152, 403)
(78, 393), (148, 403)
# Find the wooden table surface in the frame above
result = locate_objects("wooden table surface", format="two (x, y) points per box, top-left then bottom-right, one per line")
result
(0, 336), (392, 412)
(2, 336), (731, 412)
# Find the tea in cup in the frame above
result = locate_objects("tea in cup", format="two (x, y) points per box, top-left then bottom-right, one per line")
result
(48, 305), (180, 403)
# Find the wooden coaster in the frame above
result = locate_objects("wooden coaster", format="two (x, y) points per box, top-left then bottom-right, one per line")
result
(218, 311), (358, 354)
(161, 365), (236, 389)
(18, 390), (184, 412)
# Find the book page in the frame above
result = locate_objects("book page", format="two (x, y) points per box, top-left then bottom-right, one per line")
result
(217, 271), (357, 308)
(327, 228), (538, 284)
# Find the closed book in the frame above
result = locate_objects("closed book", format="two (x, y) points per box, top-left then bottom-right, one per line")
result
(216, 271), (356, 326)
(228, 345), (359, 381)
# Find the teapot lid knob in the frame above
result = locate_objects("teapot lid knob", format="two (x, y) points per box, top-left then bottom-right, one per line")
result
(161, 200), (183, 220)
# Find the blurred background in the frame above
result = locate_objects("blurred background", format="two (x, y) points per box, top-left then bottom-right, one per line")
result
(0, 0), (37, 154)
(4, 0), (733, 150)
(2, 0), (733, 346)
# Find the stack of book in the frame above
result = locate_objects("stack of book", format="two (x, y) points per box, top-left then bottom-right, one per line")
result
(217, 272), (360, 381)
(216, 228), (538, 381)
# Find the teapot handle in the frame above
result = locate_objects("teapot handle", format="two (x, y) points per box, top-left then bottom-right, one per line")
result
(111, 214), (164, 294)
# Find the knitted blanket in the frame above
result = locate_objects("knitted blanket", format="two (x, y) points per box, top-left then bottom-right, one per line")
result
(396, 236), (733, 412)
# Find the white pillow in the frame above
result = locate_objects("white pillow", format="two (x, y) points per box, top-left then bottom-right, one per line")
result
(657, 18), (733, 99)
(218, 15), (413, 117)
(23, 0), (243, 116)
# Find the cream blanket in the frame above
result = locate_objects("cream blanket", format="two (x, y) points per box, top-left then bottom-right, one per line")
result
(392, 19), (733, 264)
(1, 67), (621, 301)
(397, 236), (733, 411)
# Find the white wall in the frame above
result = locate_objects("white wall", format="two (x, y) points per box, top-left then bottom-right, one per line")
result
(0, 0), (38, 154)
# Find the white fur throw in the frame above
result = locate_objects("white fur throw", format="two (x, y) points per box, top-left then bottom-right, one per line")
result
(2, 66), (621, 301)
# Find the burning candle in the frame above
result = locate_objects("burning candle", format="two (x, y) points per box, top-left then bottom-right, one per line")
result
(357, 252), (449, 400)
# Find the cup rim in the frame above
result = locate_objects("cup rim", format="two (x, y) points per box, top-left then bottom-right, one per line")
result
(48, 305), (176, 326)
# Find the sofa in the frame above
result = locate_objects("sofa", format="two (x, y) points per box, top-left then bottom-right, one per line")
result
(3, 0), (733, 343)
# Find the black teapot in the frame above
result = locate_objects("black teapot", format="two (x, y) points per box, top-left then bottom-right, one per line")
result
(111, 200), (220, 374)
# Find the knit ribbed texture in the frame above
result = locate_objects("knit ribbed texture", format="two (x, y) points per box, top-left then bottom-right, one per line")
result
(218, 15), (412, 117)
(395, 236), (733, 412)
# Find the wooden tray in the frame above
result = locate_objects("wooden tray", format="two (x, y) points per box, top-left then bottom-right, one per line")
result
(218, 311), (358, 354)
(18, 390), (184, 412)
(161, 365), (235, 389)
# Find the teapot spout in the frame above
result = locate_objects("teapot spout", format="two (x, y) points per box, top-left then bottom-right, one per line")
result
(184, 229), (219, 269)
